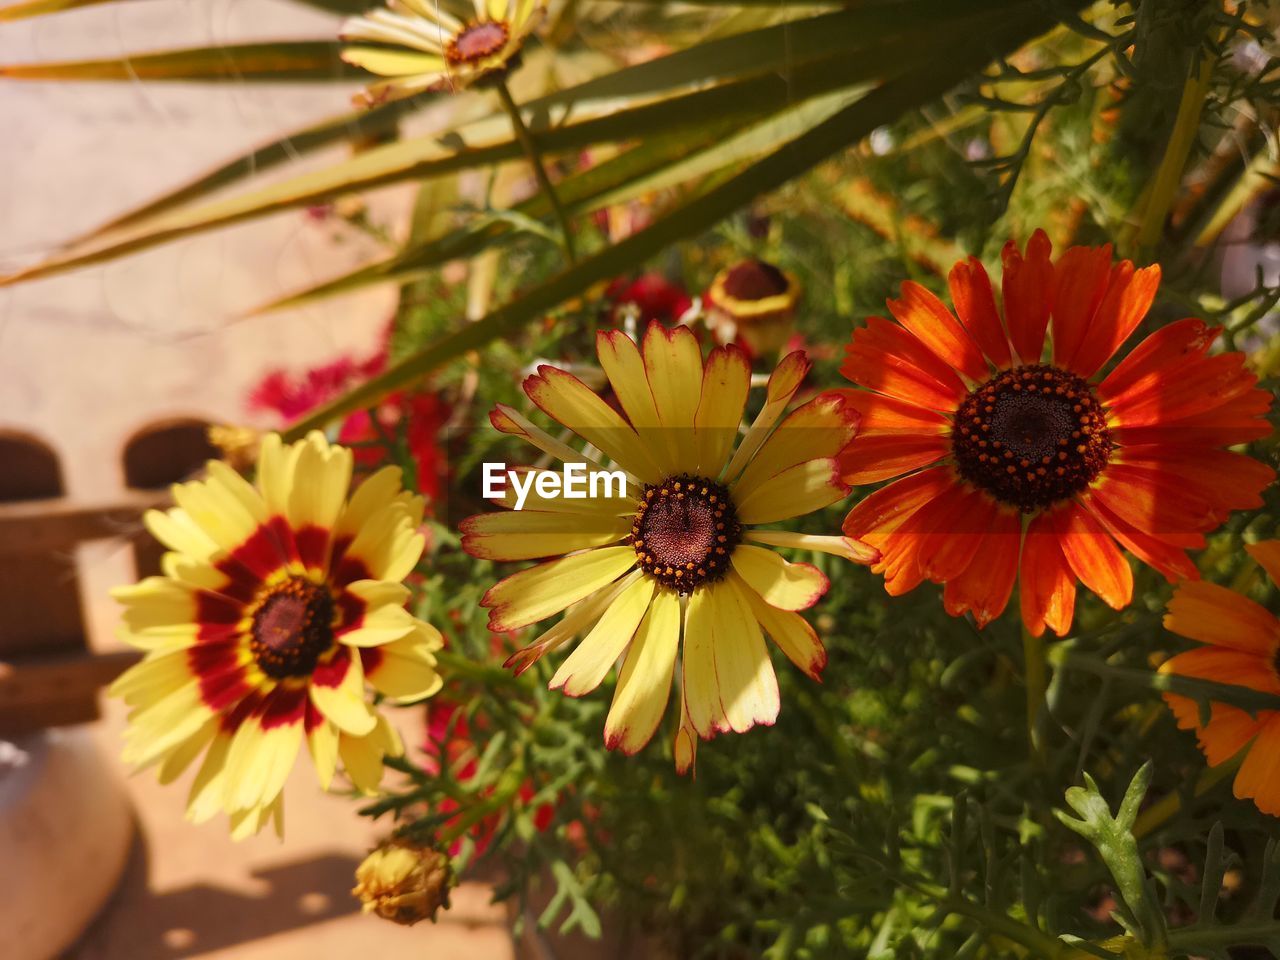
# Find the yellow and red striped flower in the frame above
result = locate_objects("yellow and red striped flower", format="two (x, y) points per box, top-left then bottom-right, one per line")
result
(341, 0), (544, 106)
(1161, 541), (1280, 817)
(461, 323), (874, 771)
(111, 432), (443, 838)
(839, 230), (1274, 636)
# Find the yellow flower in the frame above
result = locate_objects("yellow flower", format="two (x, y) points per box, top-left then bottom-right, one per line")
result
(110, 432), (443, 839)
(341, 0), (545, 106)
(353, 837), (452, 925)
(461, 323), (876, 772)
(706, 258), (802, 356)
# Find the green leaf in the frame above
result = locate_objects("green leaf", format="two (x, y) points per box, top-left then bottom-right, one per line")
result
(0, 41), (362, 81)
(281, 2), (1068, 437)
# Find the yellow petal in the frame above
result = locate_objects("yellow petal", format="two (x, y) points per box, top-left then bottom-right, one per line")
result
(745, 530), (879, 565)
(483, 546), (637, 631)
(735, 458), (848, 525)
(712, 579), (780, 734)
(721, 350), (810, 485)
(341, 47), (447, 77)
(364, 633), (443, 703)
(597, 330), (662, 439)
(145, 506), (219, 561)
(549, 576), (655, 696)
(730, 392), (858, 500)
(287, 431), (353, 540)
(461, 509), (631, 560)
(735, 570), (826, 681)
(505, 574), (635, 675)
(187, 732), (232, 824)
(309, 717), (339, 790)
(222, 708), (303, 812)
(730, 544), (828, 611)
(158, 718), (219, 785)
(524, 366), (664, 482)
(604, 588), (680, 753)
(309, 649), (377, 736)
(681, 587), (727, 738)
(340, 727), (387, 795)
(694, 345), (750, 478)
(642, 324), (703, 471)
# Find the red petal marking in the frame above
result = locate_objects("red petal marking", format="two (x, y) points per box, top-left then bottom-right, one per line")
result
(214, 517), (294, 583)
(942, 505), (1020, 627)
(829, 389), (949, 435)
(220, 688), (264, 733)
(311, 644), (352, 689)
(329, 535), (375, 589)
(1081, 490), (1198, 583)
(304, 699), (326, 733)
(1068, 263), (1160, 378)
(1115, 446), (1274, 514)
(838, 433), (949, 484)
(842, 466), (955, 541)
(359, 646), (386, 677)
(1049, 244), (1113, 372)
(190, 640), (254, 712)
(334, 588), (367, 634)
(1019, 508), (1077, 637)
(193, 590), (249, 644)
(1098, 318), (1217, 404)
(841, 317), (968, 412)
(1106, 353), (1260, 427)
(260, 684), (308, 730)
(1049, 501), (1133, 611)
(295, 524), (330, 572)
(949, 256), (1012, 368)
(1001, 229), (1054, 364)
(887, 281), (989, 383)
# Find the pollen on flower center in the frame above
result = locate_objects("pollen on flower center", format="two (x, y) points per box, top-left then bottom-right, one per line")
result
(250, 576), (336, 679)
(629, 475), (742, 594)
(952, 364), (1112, 512)
(446, 20), (509, 63)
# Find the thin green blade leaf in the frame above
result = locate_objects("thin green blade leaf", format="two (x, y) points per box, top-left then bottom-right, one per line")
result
(0, 40), (361, 81)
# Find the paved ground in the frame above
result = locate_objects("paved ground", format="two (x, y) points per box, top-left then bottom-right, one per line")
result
(0, 1), (515, 956)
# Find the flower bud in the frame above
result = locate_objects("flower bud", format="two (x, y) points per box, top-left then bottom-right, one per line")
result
(706, 259), (801, 356)
(352, 838), (452, 926)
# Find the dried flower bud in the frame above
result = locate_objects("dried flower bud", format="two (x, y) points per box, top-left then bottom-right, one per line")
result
(352, 838), (452, 926)
(706, 259), (801, 356)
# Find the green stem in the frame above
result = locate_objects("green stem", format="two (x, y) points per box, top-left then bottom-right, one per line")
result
(494, 78), (577, 263)
(1023, 626), (1048, 765)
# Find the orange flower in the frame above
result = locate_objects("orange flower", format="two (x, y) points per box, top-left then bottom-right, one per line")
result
(838, 230), (1274, 636)
(1161, 541), (1280, 817)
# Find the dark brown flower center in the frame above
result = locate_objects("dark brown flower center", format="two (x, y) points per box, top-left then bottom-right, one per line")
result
(250, 576), (336, 679)
(952, 364), (1112, 513)
(721, 259), (790, 301)
(629, 475), (741, 594)
(446, 20), (509, 64)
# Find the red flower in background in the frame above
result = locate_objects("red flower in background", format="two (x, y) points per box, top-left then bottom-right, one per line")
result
(247, 335), (450, 501)
(605, 274), (692, 326)
(423, 698), (555, 855)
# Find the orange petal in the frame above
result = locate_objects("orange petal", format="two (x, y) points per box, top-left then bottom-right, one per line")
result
(1247, 541), (1280, 589)
(887, 280), (988, 382)
(948, 256), (1011, 368)
(1106, 352), (1261, 428)
(1164, 580), (1280, 657)
(1001, 229), (1054, 364)
(1050, 501), (1132, 611)
(1089, 465), (1217, 543)
(838, 434), (949, 484)
(841, 317), (968, 412)
(1049, 244), (1113, 372)
(875, 480), (978, 595)
(1114, 446), (1274, 516)
(1019, 507), (1076, 637)
(828, 389), (950, 436)
(1232, 714), (1280, 816)
(1098, 318), (1217, 405)
(842, 467), (956, 542)
(1079, 490), (1198, 583)
(1068, 262), (1160, 377)
(942, 504), (1021, 627)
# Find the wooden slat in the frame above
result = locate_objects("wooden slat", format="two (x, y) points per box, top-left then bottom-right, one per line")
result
(0, 650), (142, 735)
(0, 489), (164, 555)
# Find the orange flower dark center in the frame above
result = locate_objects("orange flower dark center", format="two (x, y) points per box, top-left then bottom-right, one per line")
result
(250, 576), (336, 679)
(720, 260), (790, 301)
(630, 475), (741, 594)
(446, 20), (509, 64)
(952, 364), (1112, 512)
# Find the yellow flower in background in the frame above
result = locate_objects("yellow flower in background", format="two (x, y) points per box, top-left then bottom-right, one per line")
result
(111, 432), (443, 839)
(461, 323), (876, 772)
(341, 0), (545, 106)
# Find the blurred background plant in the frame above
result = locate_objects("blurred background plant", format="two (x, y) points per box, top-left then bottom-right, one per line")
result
(8, 0), (1280, 956)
